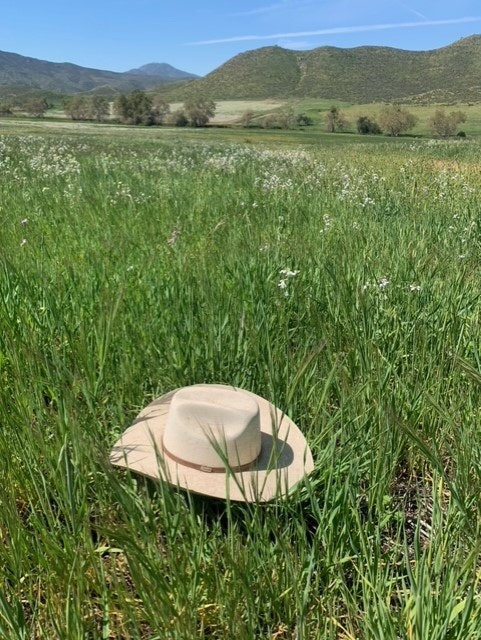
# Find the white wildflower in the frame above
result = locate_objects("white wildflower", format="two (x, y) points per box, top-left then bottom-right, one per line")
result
(167, 227), (180, 246)
(378, 277), (390, 289)
(320, 214), (333, 233)
(362, 196), (375, 207)
(278, 279), (289, 297)
(279, 268), (299, 278)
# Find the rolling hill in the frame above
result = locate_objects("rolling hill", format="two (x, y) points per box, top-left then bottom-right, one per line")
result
(0, 50), (196, 95)
(2, 36), (481, 105)
(161, 35), (481, 104)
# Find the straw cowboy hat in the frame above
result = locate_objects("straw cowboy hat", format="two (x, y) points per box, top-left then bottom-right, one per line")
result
(110, 384), (314, 502)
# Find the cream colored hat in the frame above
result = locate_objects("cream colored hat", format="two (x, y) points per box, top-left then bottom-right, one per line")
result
(110, 384), (314, 502)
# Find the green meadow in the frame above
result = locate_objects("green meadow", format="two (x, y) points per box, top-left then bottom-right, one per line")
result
(2, 120), (481, 638)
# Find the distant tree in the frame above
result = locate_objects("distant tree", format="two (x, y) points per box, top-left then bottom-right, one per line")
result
(428, 108), (467, 138)
(113, 90), (153, 125)
(113, 94), (129, 122)
(25, 98), (48, 118)
(90, 95), (110, 122)
(129, 90), (154, 125)
(65, 96), (90, 121)
(296, 113), (313, 126)
(356, 115), (381, 134)
(240, 109), (255, 127)
(276, 105), (296, 129)
(0, 103), (13, 116)
(325, 106), (348, 132)
(183, 97), (216, 127)
(379, 105), (417, 136)
(167, 109), (189, 127)
(151, 96), (170, 125)
(261, 114), (280, 129)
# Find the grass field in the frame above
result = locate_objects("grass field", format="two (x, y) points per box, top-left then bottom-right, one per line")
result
(2, 122), (481, 638)
(197, 98), (481, 136)
(11, 97), (481, 137)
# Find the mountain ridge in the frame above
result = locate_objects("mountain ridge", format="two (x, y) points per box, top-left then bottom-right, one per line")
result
(0, 49), (197, 94)
(159, 34), (481, 103)
(2, 36), (481, 104)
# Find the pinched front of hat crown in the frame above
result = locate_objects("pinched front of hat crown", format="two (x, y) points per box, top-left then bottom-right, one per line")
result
(162, 386), (262, 471)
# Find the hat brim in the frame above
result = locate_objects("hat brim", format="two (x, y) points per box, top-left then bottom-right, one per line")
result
(110, 384), (314, 502)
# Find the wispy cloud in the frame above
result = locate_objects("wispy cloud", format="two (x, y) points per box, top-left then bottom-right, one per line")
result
(396, 1), (429, 20)
(187, 16), (481, 46)
(232, 2), (288, 17)
(231, 0), (316, 17)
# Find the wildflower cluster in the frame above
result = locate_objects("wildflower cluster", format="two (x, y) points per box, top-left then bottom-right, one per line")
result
(320, 214), (333, 234)
(255, 172), (294, 193)
(337, 165), (385, 208)
(0, 135), (84, 181)
(278, 268), (300, 297)
(362, 277), (421, 294)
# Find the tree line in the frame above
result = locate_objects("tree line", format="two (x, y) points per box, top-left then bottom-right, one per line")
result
(326, 105), (467, 138)
(239, 106), (313, 129)
(62, 90), (216, 127)
(2, 92), (469, 138)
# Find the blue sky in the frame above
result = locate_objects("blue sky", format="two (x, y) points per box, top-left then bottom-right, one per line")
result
(2, 1), (481, 76)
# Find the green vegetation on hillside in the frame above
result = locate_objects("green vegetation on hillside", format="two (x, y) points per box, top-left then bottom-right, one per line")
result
(0, 85), (64, 109)
(3, 35), (481, 109)
(165, 46), (302, 101)
(159, 35), (481, 103)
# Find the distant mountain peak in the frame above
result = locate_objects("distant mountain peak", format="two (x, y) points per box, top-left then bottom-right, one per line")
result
(0, 50), (197, 95)
(1, 36), (480, 104)
(126, 63), (198, 80)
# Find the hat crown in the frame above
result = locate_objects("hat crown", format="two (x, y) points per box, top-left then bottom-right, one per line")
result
(162, 386), (262, 471)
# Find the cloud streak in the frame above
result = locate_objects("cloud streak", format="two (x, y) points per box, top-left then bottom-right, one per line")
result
(231, 0), (314, 18)
(231, 3), (288, 17)
(187, 16), (481, 45)
(395, 1), (429, 21)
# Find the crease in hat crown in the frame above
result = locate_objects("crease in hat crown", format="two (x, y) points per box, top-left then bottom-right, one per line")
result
(162, 386), (262, 472)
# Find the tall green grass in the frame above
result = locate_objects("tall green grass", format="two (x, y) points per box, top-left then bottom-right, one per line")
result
(1, 131), (481, 638)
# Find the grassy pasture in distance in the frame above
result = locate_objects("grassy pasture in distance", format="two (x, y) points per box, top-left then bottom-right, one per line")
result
(213, 98), (481, 138)
(10, 97), (481, 138)
(7, 97), (481, 152)
(2, 120), (481, 638)
(173, 100), (288, 124)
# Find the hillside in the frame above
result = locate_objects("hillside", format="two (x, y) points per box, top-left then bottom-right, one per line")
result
(0, 50), (196, 94)
(2, 36), (481, 104)
(161, 35), (481, 103)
